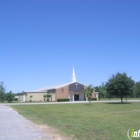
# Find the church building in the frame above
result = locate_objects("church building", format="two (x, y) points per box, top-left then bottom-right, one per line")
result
(15, 67), (98, 102)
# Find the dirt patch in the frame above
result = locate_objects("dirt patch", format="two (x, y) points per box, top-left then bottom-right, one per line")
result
(34, 124), (77, 140)
(10, 107), (76, 140)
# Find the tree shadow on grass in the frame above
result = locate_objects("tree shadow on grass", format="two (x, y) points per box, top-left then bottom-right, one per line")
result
(105, 102), (131, 105)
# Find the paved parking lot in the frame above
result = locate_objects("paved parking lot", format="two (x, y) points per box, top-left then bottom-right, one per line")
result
(0, 105), (51, 140)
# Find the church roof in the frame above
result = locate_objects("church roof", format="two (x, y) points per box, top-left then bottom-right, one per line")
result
(34, 81), (74, 92)
(33, 81), (87, 92)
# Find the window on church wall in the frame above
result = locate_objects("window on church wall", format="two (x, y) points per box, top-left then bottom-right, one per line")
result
(62, 88), (64, 93)
(47, 89), (55, 94)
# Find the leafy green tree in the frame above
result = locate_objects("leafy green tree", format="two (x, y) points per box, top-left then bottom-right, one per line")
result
(94, 86), (99, 92)
(43, 93), (51, 102)
(0, 82), (6, 102)
(83, 84), (94, 104)
(29, 95), (33, 102)
(134, 82), (140, 97)
(6, 91), (15, 103)
(106, 72), (134, 103)
(95, 83), (109, 99)
(100, 83), (107, 98)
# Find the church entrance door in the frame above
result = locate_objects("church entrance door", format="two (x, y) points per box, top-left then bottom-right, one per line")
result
(74, 94), (79, 101)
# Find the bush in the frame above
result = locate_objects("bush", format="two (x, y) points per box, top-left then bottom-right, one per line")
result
(91, 98), (97, 101)
(57, 98), (70, 102)
(14, 98), (18, 101)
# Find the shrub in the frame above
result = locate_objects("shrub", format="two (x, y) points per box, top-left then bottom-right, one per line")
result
(91, 98), (97, 101)
(14, 98), (18, 101)
(57, 98), (70, 102)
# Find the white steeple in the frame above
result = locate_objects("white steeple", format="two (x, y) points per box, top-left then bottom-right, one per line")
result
(72, 66), (76, 82)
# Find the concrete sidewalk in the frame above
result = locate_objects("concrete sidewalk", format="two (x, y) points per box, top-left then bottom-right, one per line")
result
(1, 100), (140, 106)
(0, 105), (51, 140)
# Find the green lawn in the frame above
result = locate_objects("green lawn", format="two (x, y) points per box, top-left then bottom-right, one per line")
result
(99, 98), (140, 100)
(11, 102), (140, 140)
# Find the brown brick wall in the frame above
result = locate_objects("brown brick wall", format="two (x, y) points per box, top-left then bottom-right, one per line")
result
(56, 85), (69, 100)
(92, 92), (96, 98)
(92, 91), (98, 100)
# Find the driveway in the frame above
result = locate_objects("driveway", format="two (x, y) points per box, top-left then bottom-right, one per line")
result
(0, 105), (51, 140)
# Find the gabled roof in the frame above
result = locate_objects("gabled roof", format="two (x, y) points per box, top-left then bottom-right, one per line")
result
(34, 81), (76, 92)
(33, 81), (87, 92)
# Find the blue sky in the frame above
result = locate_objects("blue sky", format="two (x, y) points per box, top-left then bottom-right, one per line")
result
(0, 0), (140, 93)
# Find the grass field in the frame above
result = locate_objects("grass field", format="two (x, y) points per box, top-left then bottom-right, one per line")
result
(1, 98), (140, 104)
(11, 102), (140, 140)
(99, 98), (140, 101)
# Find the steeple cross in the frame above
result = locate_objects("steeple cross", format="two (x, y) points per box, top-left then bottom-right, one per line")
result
(75, 83), (78, 88)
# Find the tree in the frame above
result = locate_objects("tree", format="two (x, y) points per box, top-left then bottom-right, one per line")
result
(29, 95), (33, 102)
(0, 82), (6, 102)
(43, 93), (52, 102)
(6, 91), (15, 103)
(83, 84), (94, 104)
(134, 82), (140, 97)
(95, 83), (111, 100)
(106, 72), (134, 103)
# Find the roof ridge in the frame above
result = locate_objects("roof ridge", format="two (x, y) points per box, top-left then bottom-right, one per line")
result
(33, 81), (74, 92)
